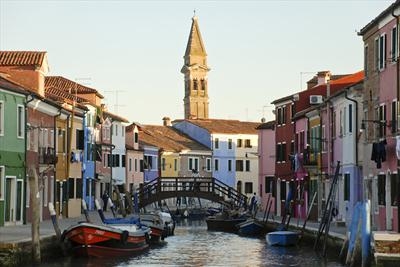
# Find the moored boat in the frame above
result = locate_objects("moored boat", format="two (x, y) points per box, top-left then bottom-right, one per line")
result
(206, 210), (248, 233)
(266, 231), (299, 246)
(237, 219), (265, 236)
(61, 222), (150, 258)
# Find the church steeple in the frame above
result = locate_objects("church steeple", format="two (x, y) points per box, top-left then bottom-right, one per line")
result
(181, 16), (210, 120)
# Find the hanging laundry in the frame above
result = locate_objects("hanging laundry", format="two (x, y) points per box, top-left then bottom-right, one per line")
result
(371, 139), (387, 169)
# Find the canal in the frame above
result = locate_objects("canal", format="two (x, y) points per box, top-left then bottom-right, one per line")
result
(40, 219), (345, 267)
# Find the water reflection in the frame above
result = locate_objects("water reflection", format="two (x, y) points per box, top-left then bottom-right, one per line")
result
(40, 219), (344, 267)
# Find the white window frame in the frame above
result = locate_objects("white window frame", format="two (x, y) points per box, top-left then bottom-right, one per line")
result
(214, 159), (219, 172)
(392, 25), (398, 62)
(206, 158), (211, 172)
(0, 101), (4, 136)
(188, 157), (199, 172)
(379, 33), (386, 71)
(17, 104), (24, 139)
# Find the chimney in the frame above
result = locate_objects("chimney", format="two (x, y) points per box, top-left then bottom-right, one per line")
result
(162, 116), (171, 126)
(317, 71), (331, 86)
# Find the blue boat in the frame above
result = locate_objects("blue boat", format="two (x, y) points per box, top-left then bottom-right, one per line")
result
(266, 231), (299, 246)
(237, 219), (264, 236)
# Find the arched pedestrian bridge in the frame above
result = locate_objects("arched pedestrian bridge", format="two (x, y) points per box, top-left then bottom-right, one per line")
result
(137, 177), (248, 209)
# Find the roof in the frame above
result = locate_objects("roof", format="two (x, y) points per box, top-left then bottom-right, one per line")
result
(0, 51), (46, 66)
(45, 76), (104, 98)
(175, 118), (261, 134)
(256, 120), (275, 130)
(294, 71), (364, 112)
(0, 75), (30, 95)
(359, 0), (400, 35)
(184, 16), (207, 57)
(139, 125), (210, 153)
(103, 110), (129, 123)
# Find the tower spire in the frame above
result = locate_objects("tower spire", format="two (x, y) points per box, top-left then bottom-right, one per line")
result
(181, 16), (210, 120)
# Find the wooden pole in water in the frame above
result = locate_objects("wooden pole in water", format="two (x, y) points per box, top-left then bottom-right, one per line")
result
(28, 166), (41, 264)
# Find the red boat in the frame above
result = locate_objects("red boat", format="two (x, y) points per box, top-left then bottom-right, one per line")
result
(61, 222), (150, 258)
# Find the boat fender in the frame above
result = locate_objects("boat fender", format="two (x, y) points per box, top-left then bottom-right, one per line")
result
(332, 207), (338, 217)
(121, 230), (129, 245)
(145, 232), (150, 243)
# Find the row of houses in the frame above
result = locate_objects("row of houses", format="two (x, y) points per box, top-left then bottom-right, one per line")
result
(258, 0), (400, 233)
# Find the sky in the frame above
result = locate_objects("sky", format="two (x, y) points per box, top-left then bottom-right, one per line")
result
(0, 0), (394, 125)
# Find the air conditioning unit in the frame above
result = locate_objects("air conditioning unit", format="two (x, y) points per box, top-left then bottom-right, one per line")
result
(310, 95), (323, 104)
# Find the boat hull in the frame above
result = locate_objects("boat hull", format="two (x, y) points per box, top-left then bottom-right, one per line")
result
(266, 231), (299, 246)
(237, 219), (264, 236)
(206, 217), (247, 233)
(62, 222), (149, 258)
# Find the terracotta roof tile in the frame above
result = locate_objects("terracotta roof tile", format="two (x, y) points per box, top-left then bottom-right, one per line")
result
(174, 119), (261, 134)
(139, 125), (210, 152)
(0, 51), (46, 66)
(45, 76), (104, 98)
(256, 120), (275, 130)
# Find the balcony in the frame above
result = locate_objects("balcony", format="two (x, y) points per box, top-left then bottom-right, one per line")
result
(39, 147), (57, 165)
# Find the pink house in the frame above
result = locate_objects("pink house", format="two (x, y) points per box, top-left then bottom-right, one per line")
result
(257, 121), (276, 214)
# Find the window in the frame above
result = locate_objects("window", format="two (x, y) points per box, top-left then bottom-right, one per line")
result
(392, 101), (397, 133)
(193, 79), (198, 90)
(245, 160), (250, 172)
(121, 155), (125, 168)
(236, 160), (244, 172)
(200, 79), (206, 90)
(162, 158), (166, 171)
(206, 158), (211, 172)
(144, 155), (153, 170)
(76, 179), (82, 199)
(214, 138), (219, 149)
(244, 139), (252, 148)
(348, 104), (353, 133)
(214, 159), (219, 171)
(280, 181), (287, 201)
(134, 132), (139, 143)
(0, 101), (3, 136)
(343, 106), (347, 135)
(122, 126), (125, 137)
(379, 104), (387, 137)
(228, 160), (232, 172)
(0, 166), (3, 200)
(276, 143), (287, 162)
(76, 129), (84, 150)
(103, 153), (107, 167)
(375, 37), (379, 70)
(379, 34), (387, 70)
(265, 176), (275, 195)
(68, 178), (75, 199)
(378, 174), (386, 205)
(277, 106), (286, 125)
(291, 103), (295, 120)
(244, 182), (253, 194)
(392, 26), (398, 62)
(17, 105), (24, 138)
(174, 159), (178, 171)
(237, 139), (242, 147)
(140, 159), (144, 172)
(332, 111), (337, 138)
(129, 158), (132, 171)
(114, 154), (120, 167)
(344, 173), (350, 201)
(135, 159), (138, 172)
(300, 131), (305, 152)
(228, 139), (232, 149)
(188, 157), (199, 172)
(391, 173), (398, 206)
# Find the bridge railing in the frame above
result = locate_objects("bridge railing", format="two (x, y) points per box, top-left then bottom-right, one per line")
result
(138, 176), (248, 209)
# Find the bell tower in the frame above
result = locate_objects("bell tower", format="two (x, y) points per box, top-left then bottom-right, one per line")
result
(181, 16), (210, 120)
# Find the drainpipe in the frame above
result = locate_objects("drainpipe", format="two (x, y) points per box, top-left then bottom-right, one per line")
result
(392, 7), (400, 233)
(344, 89), (360, 204)
(24, 93), (35, 224)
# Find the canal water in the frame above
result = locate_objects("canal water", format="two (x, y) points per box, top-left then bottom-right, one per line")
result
(41, 219), (345, 267)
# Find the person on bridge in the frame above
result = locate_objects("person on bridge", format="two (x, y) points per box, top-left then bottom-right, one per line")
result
(249, 193), (256, 214)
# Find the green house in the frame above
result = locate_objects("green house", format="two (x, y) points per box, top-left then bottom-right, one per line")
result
(0, 77), (28, 226)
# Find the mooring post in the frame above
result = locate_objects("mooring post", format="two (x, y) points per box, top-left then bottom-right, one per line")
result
(28, 166), (41, 264)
